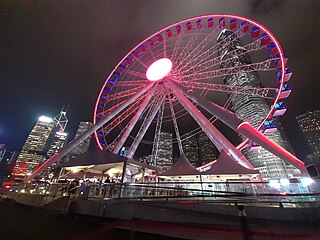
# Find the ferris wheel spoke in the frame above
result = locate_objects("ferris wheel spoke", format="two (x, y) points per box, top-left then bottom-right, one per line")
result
(125, 69), (148, 78)
(169, 30), (185, 63)
(97, 100), (126, 119)
(113, 85), (158, 154)
(106, 122), (131, 152)
(173, 25), (247, 72)
(177, 37), (265, 75)
(180, 81), (277, 99)
(105, 87), (144, 103)
(100, 96), (145, 137)
(173, 26), (221, 70)
(126, 95), (165, 159)
(131, 56), (149, 69)
(172, 35), (197, 66)
(115, 80), (150, 87)
(172, 58), (279, 82)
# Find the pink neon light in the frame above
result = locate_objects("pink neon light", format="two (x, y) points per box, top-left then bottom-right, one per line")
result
(146, 58), (172, 81)
(93, 15), (286, 151)
(236, 122), (306, 173)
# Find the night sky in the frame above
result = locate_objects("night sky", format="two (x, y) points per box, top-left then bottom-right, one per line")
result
(1, 1), (320, 159)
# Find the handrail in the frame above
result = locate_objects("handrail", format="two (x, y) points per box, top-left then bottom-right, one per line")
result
(6, 181), (320, 205)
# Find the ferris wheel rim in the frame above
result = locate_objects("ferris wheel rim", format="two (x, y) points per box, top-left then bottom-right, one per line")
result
(93, 14), (286, 152)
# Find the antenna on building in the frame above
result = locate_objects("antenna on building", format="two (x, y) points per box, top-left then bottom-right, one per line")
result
(54, 106), (69, 132)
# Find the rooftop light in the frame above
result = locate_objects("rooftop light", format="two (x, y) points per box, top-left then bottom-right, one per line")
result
(39, 116), (53, 123)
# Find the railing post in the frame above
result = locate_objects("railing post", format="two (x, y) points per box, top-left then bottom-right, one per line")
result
(119, 160), (128, 198)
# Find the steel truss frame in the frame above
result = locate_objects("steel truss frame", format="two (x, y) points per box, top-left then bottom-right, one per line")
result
(168, 98), (184, 155)
(180, 81), (276, 99)
(150, 99), (165, 166)
(173, 23), (247, 71)
(178, 35), (265, 75)
(172, 58), (278, 82)
(126, 94), (166, 159)
(113, 86), (158, 154)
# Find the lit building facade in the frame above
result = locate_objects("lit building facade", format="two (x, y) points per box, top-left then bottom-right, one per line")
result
(139, 154), (152, 164)
(182, 133), (218, 167)
(156, 132), (173, 171)
(13, 116), (55, 179)
(47, 109), (69, 157)
(0, 145), (18, 184)
(47, 132), (68, 157)
(198, 132), (219, 166)
(0, 144), (6, 162)
(217, 30), (299, 179)
(296, 110), (320, 158)
(69, 121), (93, 156)
(182, 135), (199, 167)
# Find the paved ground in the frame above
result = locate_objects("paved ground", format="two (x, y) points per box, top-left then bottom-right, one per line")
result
(1, 195), (320, 240)
(0, 197), (184, 240)
(0, 197), (106, 240)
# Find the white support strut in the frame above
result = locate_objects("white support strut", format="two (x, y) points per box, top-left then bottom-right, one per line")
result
(150, 99), (165, 166)
(167, 79), (308, 175)
(26, 83), (154, 181)
(165, 80), (253, 169)
(113, 85), (157, 154)
(168, 99), (184, 155)
(126, 95), (165, 159)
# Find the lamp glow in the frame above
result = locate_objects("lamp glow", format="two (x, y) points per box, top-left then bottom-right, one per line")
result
(269, 179), (280, 189)
(146, 58), (172, 81)
(301, 177), (313, 186)
(39, 116), (53, 123)
(280, 178), (289, 186)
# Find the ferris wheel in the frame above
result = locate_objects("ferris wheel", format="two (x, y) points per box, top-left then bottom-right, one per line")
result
(27, 14), (308, 181)
(92, 14), (306, 173)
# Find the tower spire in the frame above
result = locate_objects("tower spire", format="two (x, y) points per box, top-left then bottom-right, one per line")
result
(54, 106), (69, 132)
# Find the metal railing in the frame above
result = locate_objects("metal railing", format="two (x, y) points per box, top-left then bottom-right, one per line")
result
(77, 181), (320, 205)
(6, 180), (320, 206)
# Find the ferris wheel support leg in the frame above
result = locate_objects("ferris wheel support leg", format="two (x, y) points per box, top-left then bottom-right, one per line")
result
(113, 85), (157, 155)
(236, 122), (308, 176)
(25, 83), (154, 182)
(168, 78), (243, 129)
(126, 96), (165, 159)
(166, 79), (308, 176)
(165, 80), (253, 170)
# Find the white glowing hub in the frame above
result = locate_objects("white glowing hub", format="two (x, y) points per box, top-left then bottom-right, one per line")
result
(146, 58), (172, 81)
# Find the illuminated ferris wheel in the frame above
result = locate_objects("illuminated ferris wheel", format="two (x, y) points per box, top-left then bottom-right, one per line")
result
(89, 14), (304, 173)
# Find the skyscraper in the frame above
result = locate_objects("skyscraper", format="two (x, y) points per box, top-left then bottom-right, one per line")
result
(47, 110), (69, 157)
(182, 133), (219, 167)
(0, 144), (6, 162)
(12, 116), (55, 179)
(69, 121), (93, 156)
(182, 135), (199, 167)
(217, 29), (299, 179)
(198, 132), (219, 166)
(0, 145), (18, 184)
(156, 132), (173, 171)
(47, 132), (68, 158)
(296, 110), (320, 158)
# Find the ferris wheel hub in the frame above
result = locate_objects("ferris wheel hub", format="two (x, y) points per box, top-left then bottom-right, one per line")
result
(146, 58), (172, 81)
